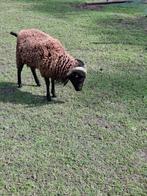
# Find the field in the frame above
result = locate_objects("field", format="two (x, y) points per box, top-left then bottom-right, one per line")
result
(0, 0), (147, 195)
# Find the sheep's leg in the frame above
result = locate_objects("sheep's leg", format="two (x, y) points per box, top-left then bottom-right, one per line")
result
(44, 77), (51, 101)
(17, 64), (24, 88)
(51, 79), (56, 97)
(30, 67), (41, 86)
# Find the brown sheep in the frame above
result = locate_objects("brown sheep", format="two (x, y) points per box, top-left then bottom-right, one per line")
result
(10, 29), (87, 101)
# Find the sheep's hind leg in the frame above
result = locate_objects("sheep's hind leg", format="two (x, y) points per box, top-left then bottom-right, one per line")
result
(51, 79), (56, 98)
(17, 64), (24, 88)
(30, 67), (41, 86)
(44, 77), (51, 101)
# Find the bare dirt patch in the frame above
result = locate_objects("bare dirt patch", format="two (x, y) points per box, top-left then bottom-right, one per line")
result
(75, 3), (104, 11)
(132, 148), (147, 168)
(138, 149), (147, 162)
(73, 0), (132, 11)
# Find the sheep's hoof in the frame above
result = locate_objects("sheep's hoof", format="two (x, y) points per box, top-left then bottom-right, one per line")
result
(47, 97), (52, 101)
(18, 84), (22, 88)
(52, 94), (57, 98)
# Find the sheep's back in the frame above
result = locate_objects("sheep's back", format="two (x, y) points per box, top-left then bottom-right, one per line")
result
(16, 29), (76, 79)
(17, 29), (64, 65)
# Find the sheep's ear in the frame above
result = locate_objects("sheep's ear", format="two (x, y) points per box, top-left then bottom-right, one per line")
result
(76, 59), (85, 67)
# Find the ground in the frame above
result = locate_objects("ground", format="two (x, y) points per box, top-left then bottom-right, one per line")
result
(0, 0), (147, 195)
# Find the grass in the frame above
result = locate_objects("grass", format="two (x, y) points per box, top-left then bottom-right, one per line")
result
(0, 0), (147, 195)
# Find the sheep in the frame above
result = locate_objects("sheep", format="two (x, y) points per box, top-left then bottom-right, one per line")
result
(10, 29), (87, 101)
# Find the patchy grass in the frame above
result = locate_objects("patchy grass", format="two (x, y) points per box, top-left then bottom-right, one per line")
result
(0, 0), (147, 195)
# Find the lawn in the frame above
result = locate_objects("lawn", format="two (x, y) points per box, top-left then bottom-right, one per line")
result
(0, 0), (147, 195)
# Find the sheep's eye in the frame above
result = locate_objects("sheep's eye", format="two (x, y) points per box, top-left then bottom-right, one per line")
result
(75, 75), (79, 78)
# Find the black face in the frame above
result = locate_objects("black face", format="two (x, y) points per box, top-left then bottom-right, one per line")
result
(69, 72), (86, 91)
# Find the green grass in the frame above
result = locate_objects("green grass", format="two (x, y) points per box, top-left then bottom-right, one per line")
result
(0, 0), (147, 195)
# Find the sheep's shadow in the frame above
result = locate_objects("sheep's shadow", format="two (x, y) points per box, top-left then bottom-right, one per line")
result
(0, 82), (65, 106)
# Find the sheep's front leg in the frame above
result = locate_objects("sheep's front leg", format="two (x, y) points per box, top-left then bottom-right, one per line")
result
(30, 67), (41, 87)
(17, 64), (24, 88)
(51, 79), (56, 98)
(44, 77), (51, 101)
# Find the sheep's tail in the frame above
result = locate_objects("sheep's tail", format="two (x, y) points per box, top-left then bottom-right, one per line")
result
(10, 31), (18, 37)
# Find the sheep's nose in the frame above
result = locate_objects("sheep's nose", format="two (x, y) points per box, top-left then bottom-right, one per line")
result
(76, 86), (82, 91)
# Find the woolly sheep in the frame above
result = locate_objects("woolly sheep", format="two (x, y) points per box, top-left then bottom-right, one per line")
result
(10, 29), (87, 101)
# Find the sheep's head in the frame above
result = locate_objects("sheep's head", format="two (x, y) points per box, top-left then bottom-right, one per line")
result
(64, 59), (87, 91)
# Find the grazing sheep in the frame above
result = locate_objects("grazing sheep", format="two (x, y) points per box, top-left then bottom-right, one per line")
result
(10, 29), (87, 101)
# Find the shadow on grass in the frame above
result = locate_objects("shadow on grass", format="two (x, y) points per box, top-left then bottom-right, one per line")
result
(89, 15), (147, 46)
(0, 82), (65, 106)
(15, 0), (147, 46)
(16, 0), (143, 16)
(15, 0), (79, 16)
